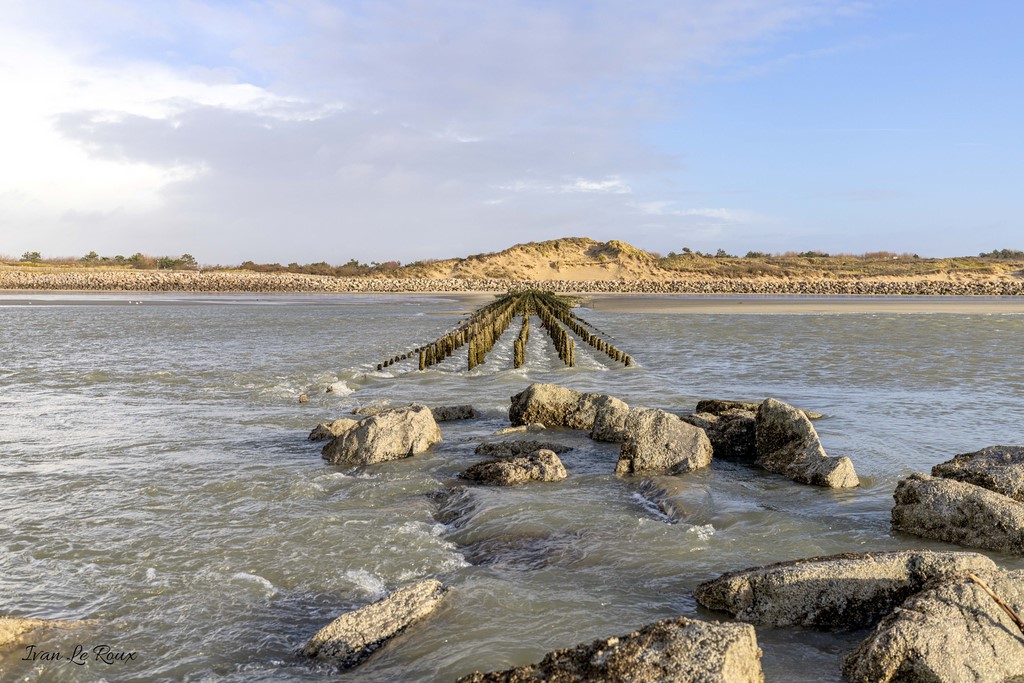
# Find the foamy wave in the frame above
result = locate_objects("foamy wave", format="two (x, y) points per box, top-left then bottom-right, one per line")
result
(231, 572), (278, 596)
(345, 569), (386, 598)
(686, 524), (715, 541)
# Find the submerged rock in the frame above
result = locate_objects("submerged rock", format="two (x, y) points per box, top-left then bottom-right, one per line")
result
(459, 450), (567, 486)
(308, 418), (359, 441)
(321, 404), (441, 465)
(475, 440), (572, 457)
(462, 531), (587, 570)
(754, 398), (858, 488)
(494, 423), (547, 435)
(697, 399), (823, 420)
(616, 408), (712, 476)
(843, 569), (1024, 683)
(430, 405), (477, 421)
(681, 409), (756, 462)
(694, 550), (996, 630)
(0, 616), (87, 647)
(931, 444), (1024, 502)
(891, 472), (1024, 554)
(456, 616), (763, 683)
(302, 579), (448, 669)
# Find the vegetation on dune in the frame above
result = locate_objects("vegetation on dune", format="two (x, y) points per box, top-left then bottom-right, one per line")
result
(3, 240), (1023, 279)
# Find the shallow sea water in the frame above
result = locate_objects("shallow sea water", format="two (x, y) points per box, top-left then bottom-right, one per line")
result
(1, 292), (1023, 682)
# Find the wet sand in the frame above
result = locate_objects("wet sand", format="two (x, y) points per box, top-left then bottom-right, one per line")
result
(582, 294), (1024, 314)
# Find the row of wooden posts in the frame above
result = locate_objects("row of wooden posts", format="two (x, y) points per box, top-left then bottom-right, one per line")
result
(374, 290), (632, 372)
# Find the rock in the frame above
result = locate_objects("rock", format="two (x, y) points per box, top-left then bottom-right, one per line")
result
(459, 450), (567, 486)
(494, 423), (547, 435)
(456, 616), (763, 683)
(475, 440), (572, 457)
(352, 405), (388, 416)
(590, 394), (631, 442)
(696, 399), (824, 420)
(321, 404), (441, 465)
(462, 531), (587, 570)
(931, 445), (1024, 502)
(754, 398), (858, 488)
(843, 569), (1024, 683)
(299, 393), (308, 403)
(431, 405), (476, 421)
(509, 383), (587, 428)
(615, 408), (712, 476)
(0, 617), (86, 647)
(302, 579), (448, 669)
(681, 410), (756, 461)
(891, 473), (1024, 554)
(308, 418), (359, 441)
(508, 383), (621, 432)
(694, 550), (997, 630)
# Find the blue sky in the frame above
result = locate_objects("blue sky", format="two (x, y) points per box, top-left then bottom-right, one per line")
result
(0, 1), (1020, 264)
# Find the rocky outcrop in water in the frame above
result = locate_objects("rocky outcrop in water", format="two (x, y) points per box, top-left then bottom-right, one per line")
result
(301, 579), (447, 669)
(891, 473), (1024, 554)
(456, 616), (763, 683)
(475, 440), (572, 457)
(694, 550), (996, 630)
(308, 418), (359, 441)
(930, 445), (1024, 502)
(509, 384), (598, 430)
(616, 408), (713, 476)
(681, 409), (757, 462)
(321, 404), (441, 465)
(843, 569), (1024, 683)
(754, 398), (858, 488)
(430, 405), (477, 421)
(459, 450), (567, 486)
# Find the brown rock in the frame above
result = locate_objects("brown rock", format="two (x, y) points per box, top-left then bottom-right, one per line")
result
(616, 408), (713, 476)
(754, 398), (858, 488)
(321, 404), (441, 465)
(456, 616), (763, 683)
(459, 450), (567, 486)
(931, 444), (1024, 502)
(308, 418), (359, 441)
(302, 579), (448, 669)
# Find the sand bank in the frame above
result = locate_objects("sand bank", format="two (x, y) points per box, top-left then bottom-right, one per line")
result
(582, 294), (1024, 315)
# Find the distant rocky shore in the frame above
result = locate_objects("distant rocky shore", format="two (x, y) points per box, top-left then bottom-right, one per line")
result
(2, 268), (1024, 295)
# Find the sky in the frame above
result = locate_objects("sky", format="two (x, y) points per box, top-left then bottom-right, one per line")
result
(0, 0), (1021, 265)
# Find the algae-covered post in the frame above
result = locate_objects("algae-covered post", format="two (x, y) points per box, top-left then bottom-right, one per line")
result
(372, 290), (634, 372)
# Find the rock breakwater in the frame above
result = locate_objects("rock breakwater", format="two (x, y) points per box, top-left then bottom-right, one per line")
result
(3, 268), (1023, 295)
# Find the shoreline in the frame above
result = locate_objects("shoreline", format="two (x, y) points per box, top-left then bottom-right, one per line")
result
(2, 268), (1024, 298)
(4, 290), (1024, 315)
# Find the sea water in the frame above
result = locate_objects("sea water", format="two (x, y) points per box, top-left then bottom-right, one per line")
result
(1, 292), (1023, 682)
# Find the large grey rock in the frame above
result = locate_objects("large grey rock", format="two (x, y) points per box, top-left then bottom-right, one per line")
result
(456, 616), (763, 683)
(321, 404), (441, 465)
(681, 410), (756, 461)
(308, 418), (359, 441)
(616, 408), (713, 476)
(459, 450), (567, 486)
(475, 440), (572, 457)
(843, 569), (1024, 683)
(697, 399), (823, 420)
(754, 398), (858, 488)
(694, 550), (996, 630)
(302, 579), (448, 669)
(508, 383), (623, 434)
(0, 617), (86, 647)
(590, 394), (631, 442)
(509, 384), (590, 429)
(892, 473), (1024, 554)
(932, 445), (1024, 502)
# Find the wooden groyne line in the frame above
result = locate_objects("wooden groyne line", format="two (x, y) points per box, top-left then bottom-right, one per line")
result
(375, 290), (632, 372)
